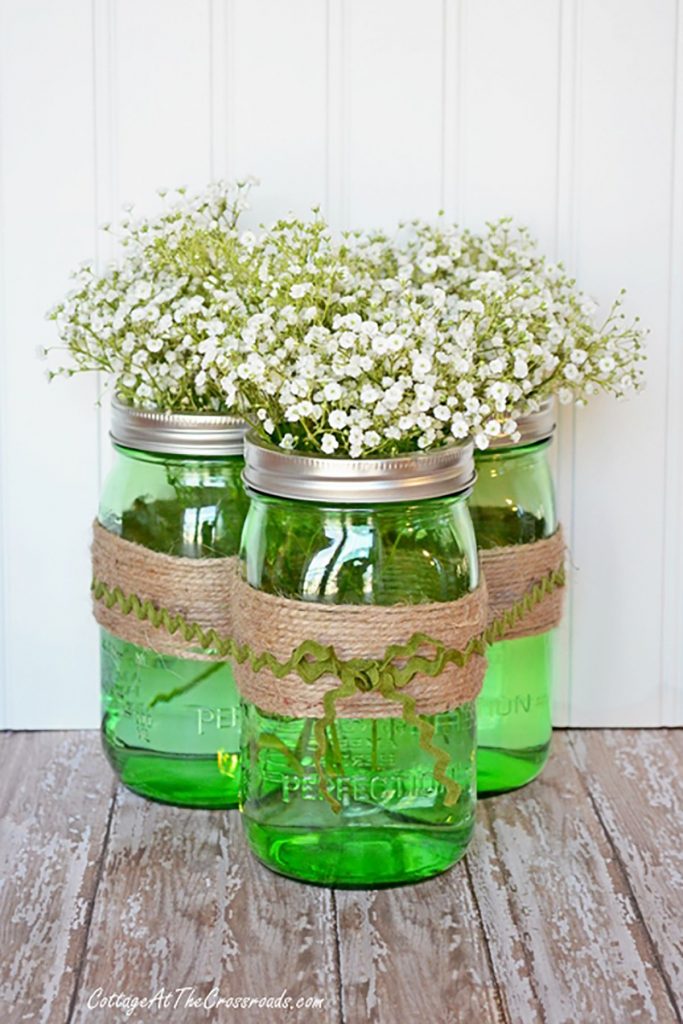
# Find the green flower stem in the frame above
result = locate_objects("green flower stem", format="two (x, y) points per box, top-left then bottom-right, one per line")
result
(147, 661), (224, 708)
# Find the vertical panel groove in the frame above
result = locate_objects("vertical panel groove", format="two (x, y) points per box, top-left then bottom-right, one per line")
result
(91, 0), (102, 493)
(458, 0), (468, 221)
(0, 0), (8, 728)
(208, 0), (215, 178)
(93, 0), (118, 488)
(661, 0), (683, 725)
(226, 0), (235, 181)
(326, 0), (347, 229)
(440, 0), (462, 220)
(209, 0), (231, 181)
(568, 0), (581, 727)
(554, 0), (579, 726)
(439, 0), (447, 211)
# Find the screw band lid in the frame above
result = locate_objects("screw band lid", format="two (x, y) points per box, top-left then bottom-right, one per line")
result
(243, 432), (476, 503)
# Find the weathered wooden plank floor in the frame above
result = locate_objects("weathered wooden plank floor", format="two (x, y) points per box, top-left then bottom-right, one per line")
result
(0, 730), (681, 1024)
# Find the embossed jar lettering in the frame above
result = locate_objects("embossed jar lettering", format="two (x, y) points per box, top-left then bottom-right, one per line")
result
(235, 435), (486, 887)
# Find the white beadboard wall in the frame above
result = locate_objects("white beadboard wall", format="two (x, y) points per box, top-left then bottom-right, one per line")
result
(0, 0), (681, 728)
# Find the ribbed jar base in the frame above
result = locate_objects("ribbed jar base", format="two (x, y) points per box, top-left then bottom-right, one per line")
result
(101, 733), (240, 808)
(477, 742), (551, 794)
(239, 704), (476, 887)
(243, 817), (473, 888)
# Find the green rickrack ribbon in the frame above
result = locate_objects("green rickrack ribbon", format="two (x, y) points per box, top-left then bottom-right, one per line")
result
(92, 563), (565, 812)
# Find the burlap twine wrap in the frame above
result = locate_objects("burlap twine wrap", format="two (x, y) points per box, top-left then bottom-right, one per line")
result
(91, 520), (240, 661)
(91, 520), (488, 717)
(230, 579), (488, 719)
(480, 527), (566, 641)
(91, 521), (565, 719)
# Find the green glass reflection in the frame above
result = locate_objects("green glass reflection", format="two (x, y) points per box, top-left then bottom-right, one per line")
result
(471, 439), (556, 793)
(239, 492), (479, 887)
(99, 446), (248, 808)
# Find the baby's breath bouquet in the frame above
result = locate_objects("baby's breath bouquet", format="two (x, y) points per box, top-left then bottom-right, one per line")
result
(390, 217), (646, 446)
(47, 181), (646, 457)
(224, 217), (494, 457)
(46, 179), (258, 412)
(228, 216), (646, 454)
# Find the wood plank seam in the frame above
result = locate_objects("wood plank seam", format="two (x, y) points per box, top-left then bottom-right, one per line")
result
(330, 889), (346, 1024)
(473, 800), (544, 1015)
(567, 733), (683, 1024)
(66, 784), (118, 1024)
(463, 854), (512, 1024)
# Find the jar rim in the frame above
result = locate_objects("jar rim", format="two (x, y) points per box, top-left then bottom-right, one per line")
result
(110, 396), (246, 456)
(487, 397), (556, 450)
(243, 432), (476, 503)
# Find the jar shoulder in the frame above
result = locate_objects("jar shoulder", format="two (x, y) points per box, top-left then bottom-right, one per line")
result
(470, 446), (557, 546)
(241, 498), (479, 604)
(99, 452), (248, 557)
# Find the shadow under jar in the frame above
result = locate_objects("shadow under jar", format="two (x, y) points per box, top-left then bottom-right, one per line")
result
(98, 399), (249, 808)
(470, 400), (558, 794)
(237, 436), (484, 888)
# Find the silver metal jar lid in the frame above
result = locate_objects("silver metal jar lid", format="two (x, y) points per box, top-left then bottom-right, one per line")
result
(243, 432), (476, 503)
(488, 398), (556, 450)
(110, 396), (246, 456)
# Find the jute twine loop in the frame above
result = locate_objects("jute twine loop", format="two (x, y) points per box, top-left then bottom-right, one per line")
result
(91, 519), (240, 661)
(480, 527), (566, 641)
(231, 577), (488, 719)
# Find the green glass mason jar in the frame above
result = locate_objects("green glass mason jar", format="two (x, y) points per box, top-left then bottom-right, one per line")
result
(98, 399), (248, 807)
(470, 401), (557, 793)
(237, 436), (484, 887)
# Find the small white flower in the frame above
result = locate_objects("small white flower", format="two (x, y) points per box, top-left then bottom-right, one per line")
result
(329, 409), (348, 429)
(220, 378), (236, 403)
(360, 384), (380, 406)
(321, 433), (339, 454)
(418, 257), (438, 275)
(412, 353), (432, 380)
(290, 282), (312, 300)
(450, 414), (469, 439)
